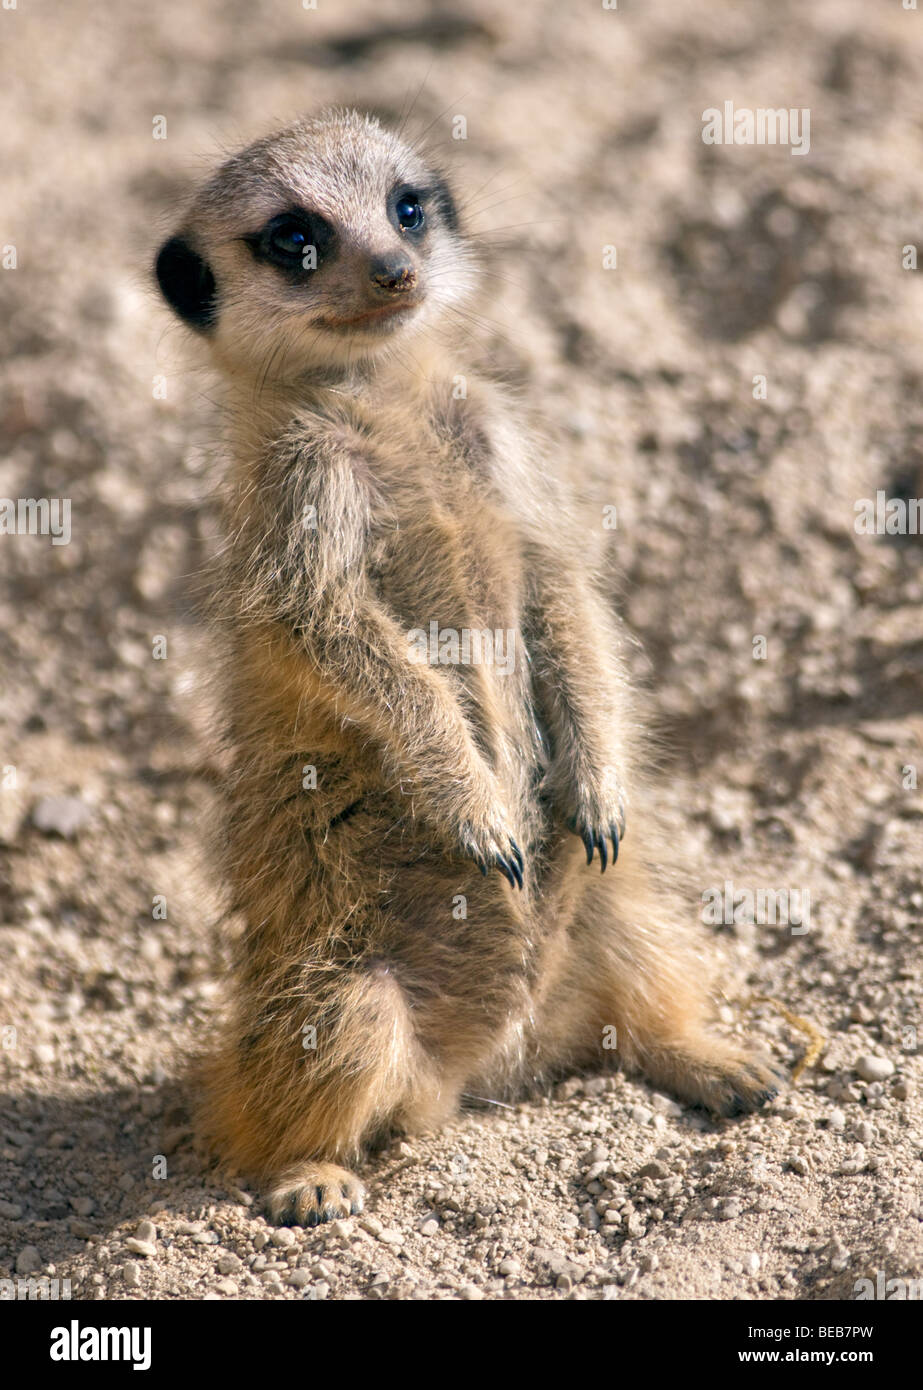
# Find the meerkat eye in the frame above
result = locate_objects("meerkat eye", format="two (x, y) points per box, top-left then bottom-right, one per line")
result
(270, 220), (309, 258)
(395, 196), (425, 232)
(249, 211), (334, 272)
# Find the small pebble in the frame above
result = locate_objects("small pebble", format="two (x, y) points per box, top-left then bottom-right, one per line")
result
(855, 1055), (894, 1083)
(124, 1239), (157, 1258)
(16, 1245), (42, 1275)
(835, 1158), (866, 1177)
(32, 795), (92, 839)
(123, 1261), (141, 1288)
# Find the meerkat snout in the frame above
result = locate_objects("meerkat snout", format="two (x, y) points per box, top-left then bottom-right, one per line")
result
(368, 257), (417, 295)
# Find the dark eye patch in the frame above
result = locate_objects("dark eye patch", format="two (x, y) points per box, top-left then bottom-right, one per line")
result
(242, 209), (335, 274)
(425, 175), (459, 234)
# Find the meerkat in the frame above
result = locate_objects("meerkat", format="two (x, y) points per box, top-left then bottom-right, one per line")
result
(154, 108), (783, 1226)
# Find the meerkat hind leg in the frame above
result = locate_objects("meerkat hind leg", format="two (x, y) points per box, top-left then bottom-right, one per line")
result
(549, 844), (786, 1116)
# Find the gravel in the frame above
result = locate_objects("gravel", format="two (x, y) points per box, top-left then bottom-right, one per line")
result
(2, 0), (923, 1303)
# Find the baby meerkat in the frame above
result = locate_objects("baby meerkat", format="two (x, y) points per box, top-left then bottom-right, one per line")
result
(154, 108), (783, 1226)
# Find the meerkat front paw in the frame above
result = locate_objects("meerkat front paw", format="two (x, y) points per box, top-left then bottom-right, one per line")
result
(457, 817), (524, 889)
(266, 1162), (365, 1227)
(448, 774), (524, 888)
(563, 781), (627, 873)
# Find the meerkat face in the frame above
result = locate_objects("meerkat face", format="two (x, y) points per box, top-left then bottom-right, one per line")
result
(154, 109), (474, 380)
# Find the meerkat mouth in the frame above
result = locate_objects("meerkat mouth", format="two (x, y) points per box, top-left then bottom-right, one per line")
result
(316, 301), (420, 332)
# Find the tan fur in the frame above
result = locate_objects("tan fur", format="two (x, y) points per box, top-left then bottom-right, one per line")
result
(156, 109), (782, 1225)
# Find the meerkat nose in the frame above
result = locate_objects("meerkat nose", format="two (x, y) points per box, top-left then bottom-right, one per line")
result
(368, 259), (418, 295)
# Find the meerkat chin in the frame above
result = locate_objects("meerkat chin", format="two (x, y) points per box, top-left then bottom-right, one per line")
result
(153, 107), (783, 1227)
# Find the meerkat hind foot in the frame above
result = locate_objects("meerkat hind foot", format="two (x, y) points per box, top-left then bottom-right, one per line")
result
(266, 1162), (365, 1227)
(648, 1039), (786, 1119)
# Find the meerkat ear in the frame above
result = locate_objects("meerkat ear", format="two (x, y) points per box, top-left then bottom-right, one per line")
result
(155, 235), (217, 331)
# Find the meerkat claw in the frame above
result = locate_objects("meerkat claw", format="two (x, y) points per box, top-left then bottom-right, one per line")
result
(574, 819), (620, 871)
(495, 855), (516, 888)
(465, 840), (524, 888)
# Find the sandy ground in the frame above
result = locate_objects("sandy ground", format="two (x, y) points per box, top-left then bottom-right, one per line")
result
(2, 0), (923, 1302)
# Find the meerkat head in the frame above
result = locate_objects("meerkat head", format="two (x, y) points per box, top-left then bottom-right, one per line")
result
(154, 108), (474, 381)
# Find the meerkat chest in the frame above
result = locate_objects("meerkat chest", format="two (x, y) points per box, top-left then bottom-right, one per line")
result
(364, 412), (525, 634)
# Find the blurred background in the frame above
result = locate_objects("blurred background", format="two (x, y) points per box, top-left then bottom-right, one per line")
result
(1, 0), (922, 1302)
